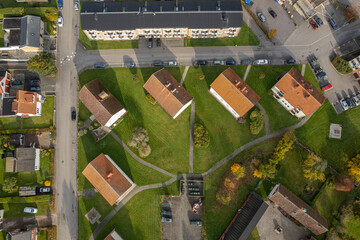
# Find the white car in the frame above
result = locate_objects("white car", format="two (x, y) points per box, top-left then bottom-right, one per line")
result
(57, 16), (63, 27)
(168, 61), (177, 66)
(340, 99), (349, 111)
(74, 1), (79, 11)
(352, 95), (360, 106)
(24, 207), (38, 214)
(254, 59), (269, 65)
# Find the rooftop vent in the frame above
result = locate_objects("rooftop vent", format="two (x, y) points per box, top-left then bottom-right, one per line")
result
(309, 87), (313, 92)
(305, 94), (310, 98)
(222, 12), (228, 21)
(235, 81), (241, 87)
(197, 5), (201, 11)
(301, 207), (307, 213)
(94, 13), (98, 21)
(98, 91), (109, 100)
(165, 81), (171, 87)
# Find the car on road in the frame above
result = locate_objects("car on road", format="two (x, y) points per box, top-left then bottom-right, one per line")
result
(340, 99), (349, 111)
(257, 12), (266, 22)
(321, 83), (333, 91)
(161, 217), (172, 222)
(153, 61), (164, 67)
(352, 95), (360, 106)
(58, 16), (63, 27)
(195, 60), (208, 66)
(241, 59), (252, 65)
(94, 63), (106, 68)
(269, 9), (277, 18)
(329, 18), (338, 30)
(213, 60), (225, 65)
(190, 220), (203, 226)
(253, 59), (269, 65)
(161, 210), (171, 215)
(24, 207), (38, 214)
(156, 38), (161, 47)
(286, 58), (296, 64)
(310, 20), (318, 30)
(39, 187), (51, 193)
(71, 107), (76, 121)
(124, 62), (135, 68)
(313, 15), (323, 25)
(226, 59), (236, 65)
(74, 1), (79, 11)
(346, 98), (355, 108)
(148, 38), (153, 48)
(168, 61), (177, 66)
(316, 71), (326, 79)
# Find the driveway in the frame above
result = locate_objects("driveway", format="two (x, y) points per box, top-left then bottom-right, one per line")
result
(257, 202), (308, 240)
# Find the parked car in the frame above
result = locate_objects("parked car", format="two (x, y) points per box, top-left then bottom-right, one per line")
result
(226, 59), (236, 65)
(329, 18), (338, 29)
(187, 181), (195, 186)
(321, 83), (333, 91)
(161, 217), (172, 222)
(352, 95), (360, 106)
(39, 187), (51, 193)
(313, 15), (323, 25)
(188, 187), (200, 191)
(189, 191), (201, 196)
(310, 20), (318, 30)
(24, 207), (38, 214)
(181, 183), (185, 194)
(161, 210), (171, 215)
(253, 59), (269, 65)
(316, 71), (326, 79)
(244, 0), (254, 7)
(286, 58), (296, 64)
(58, 16), (63, 27)
(195, 60), (208, 66)
(58, 0), (63, 9)
(241, 59), (252, 65)
(30, 80), (40, 86)
(257, 12), (266, 22)
(74, 1), (79, 11)
(124, 62), (135, 68)
(71, 107), (76, 121)
(94, 63), (106, 68)
(346, 98), (355, 108)
(153, 61), (164, 67)
(30, 87), (40, 91)
(12, 80), (22, 85)
(168, 61), (177, 66)
(213, 60), (225, 65)
(190, 220), (203, 226)
(269, 9), (277, 18)
(340, 99), (349, 110)
(156, 38), (161, 47)
(148, 38), (153, 48)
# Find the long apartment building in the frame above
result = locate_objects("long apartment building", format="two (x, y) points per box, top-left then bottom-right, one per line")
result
(80, 1), (243, 40)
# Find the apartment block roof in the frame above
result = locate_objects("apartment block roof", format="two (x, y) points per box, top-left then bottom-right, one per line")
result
(143, 68), (193, 118)
(220, 193), (268, 240)
(269, 184), (328, 235)
(274, 67), (325, 116)
(78, 79), (125, 126)
(210, 68), (260, 117)
(11, 91), (40, 115)
(82, 153), (134, 206)
(81, 1), (243, 30)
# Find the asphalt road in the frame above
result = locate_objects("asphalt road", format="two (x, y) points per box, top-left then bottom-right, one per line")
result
(54, 1), (79, 240)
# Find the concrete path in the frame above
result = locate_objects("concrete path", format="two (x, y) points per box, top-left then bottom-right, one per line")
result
(180, 66), (189, 85)
(243, 65), (252, 81)
(301, 64), (306, 75)
(110, 131), (175, 178)
(256, 103), (270, 135)
(78, 115), (95, 131)
(189, 102), (195, 173)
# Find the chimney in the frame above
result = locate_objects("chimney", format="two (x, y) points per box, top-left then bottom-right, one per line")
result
(123, 7), (126, 12)
(235, 80), (241, 88)
(94, 13), (98, 21)
(106, 172), (114, 182)
(165, 81), (171, 87)
(217, 0), (221, 11)
(171, 87), (176, 93)
(240, 86), (247, 92)
(144, 1), (148, 12)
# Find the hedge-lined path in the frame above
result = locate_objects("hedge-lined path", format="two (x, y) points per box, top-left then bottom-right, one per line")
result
(189, 102), (195, 173)
(256, 102), (270, 135)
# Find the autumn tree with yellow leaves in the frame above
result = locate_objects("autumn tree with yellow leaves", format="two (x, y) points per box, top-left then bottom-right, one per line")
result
(348, 154), (360, 183)
(303, 153), (327, 182)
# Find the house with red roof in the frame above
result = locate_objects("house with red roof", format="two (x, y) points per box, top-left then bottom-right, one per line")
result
(0, 71), (13, 99)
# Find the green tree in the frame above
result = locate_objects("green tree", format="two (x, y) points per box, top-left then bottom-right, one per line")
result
(45, 11), (58, 21)
(303, 153), (327, 182)
(26, 53), (57, 76)
(2, 177), (18, 193)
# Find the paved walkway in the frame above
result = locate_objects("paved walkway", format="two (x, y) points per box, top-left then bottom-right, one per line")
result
(243, 65), (252, 81)
(301, 64), (306, 75)
(180, 66), (189, 85)
(189, 102), (195, 173)
(1, 215), (55, 230)
(110, 131), (175, 178)
(78, 115), (95, 131)
(256, 103), (270, 135)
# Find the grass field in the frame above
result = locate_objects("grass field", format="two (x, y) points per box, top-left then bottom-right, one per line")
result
(0, 0), (56, 8)
(0, 24), (4, 47)
(78, 133), (171, 192)
(94, 182), (179, 240)
(345, 217), (360, 239)
(2, 200), (49, 218)
(184, 22), (260, 47)
(296, 100), (360, 171)
(183, 66), (266, 173)
(79, 67), (190, 175)
(78, 101), (92, 122)
(245, 65), (305, 132)
(248, 228), (261, 240)
(304, 65), (322, 93)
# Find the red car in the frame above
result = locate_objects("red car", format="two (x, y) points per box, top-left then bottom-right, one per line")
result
(310, 20), (318, 30)
(321, 83), (333, 91)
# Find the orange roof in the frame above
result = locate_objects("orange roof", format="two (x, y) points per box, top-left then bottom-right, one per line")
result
(275, 68), (325, 116)
(82, 153), (134, 206)
(0, 71), (11, 94)
(11, 90), (38, 115)
(210, 68), (261, 117)
(143, 69), (193, 118)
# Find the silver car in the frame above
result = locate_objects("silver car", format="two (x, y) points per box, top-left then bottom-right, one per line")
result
(168, 61), (177, 66)
(254, 59), (269, 65)
(352, 95), (360, 106)
(340, 99), (349, 111)
(74, 1), (79, 11)
(257, 12), (266, 22)
(24, 207), (38, 214)
(57, 16), (63, 27)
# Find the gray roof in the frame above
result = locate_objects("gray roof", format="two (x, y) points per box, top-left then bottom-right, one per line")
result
(7, 229), (37, 240)
(14, 148), (37, 172)
(334, 38), (360, 61)
(20, 16), (41, 48)
(81, 1), (243, 31)
(2, 97), (16, 116)
(2, 18), (22, 29)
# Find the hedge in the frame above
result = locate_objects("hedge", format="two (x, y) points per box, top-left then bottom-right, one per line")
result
(0, 128), (52, 135)
(145, 94), (157, 105)
(0, 195), (50, 204)
(194, 123), (210, 147)
(331, 56), (352, 74)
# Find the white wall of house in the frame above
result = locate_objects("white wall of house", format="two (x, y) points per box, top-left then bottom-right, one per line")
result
(34, 148), (40, 171)
(105, 108), (127, 127)
(271, 86), (306, 118)
(172, 100), (192, 119)
(209, 88), (240, 119)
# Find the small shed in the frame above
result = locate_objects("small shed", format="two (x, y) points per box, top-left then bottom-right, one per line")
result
(19, 186), (36, 197)
(329, 123), (342, 139)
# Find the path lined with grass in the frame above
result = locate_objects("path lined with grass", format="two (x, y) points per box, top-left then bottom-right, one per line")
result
(189, 102), (195, 173)
(256, 103), (270, 135)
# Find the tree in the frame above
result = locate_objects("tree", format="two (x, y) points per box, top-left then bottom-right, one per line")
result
(303, 153), (327, 182)
(2, 177), (18, 193)
(249, 109), (264, 135)
(128, 127), (151, 158)
(344, 7), (359, 24)
(268, 29), (277, 39)
(193, 123), (210, 147)
(26, 53), (57, 76)
(230, 163), (245, 179)
(348, 154), (360, 183)
(45, 12), (58, 21)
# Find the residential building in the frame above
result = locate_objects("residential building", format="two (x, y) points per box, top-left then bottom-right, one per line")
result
(5, 148), (41, 173)
(11, 90), (43, 117)
(268, 184), (328, 235)
(1, 15), (44, 52)
(80, 1), (242, 41)
(348, 55), (360, 80)
(271, 67), (325, 118)
(104, 229), (123, 240)
(334, 37), (360, 61)
(143, 68), (193, 119)
(220, 193), (268, 240)
(78, 79), (127, 127)
(292, 0), (326, 19)
(210, 68), (260, 120)
(82, 153), (136, 206)
(0, 71), (13, 99)
(7, 228), (37, 240)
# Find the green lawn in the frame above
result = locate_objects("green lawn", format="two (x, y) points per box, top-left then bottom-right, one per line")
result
(245, 65), (304, 132)
(345, 217), (360, 239)
(304, 65), (322, 93)
(0, 117), (21, 130)
(0, 0), (56, 8)
(0, 24), (4, 47)
(78, 101), (92, 122)
(248, 228), (261, 240)
(184, 22), (259, 47)
(296, 100), (360, 171)
(94, 182), (179, 240)
(183, 66), (265, 173)
(78, 132), (171, 192)
(38, 230), (48, 240)
(79, 67), (189, 175)
(2, 200), (50, 218)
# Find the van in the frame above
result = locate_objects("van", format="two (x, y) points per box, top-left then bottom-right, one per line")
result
(94, 63), (106, 68)
(329, 18), (338, 30)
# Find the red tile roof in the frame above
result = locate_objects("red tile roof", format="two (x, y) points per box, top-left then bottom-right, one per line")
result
(11, 91), (39, 115)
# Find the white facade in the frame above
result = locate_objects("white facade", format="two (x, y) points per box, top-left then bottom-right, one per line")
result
(173, 100), (192, 119)
(105, 108), (127, 127)
(349, 55), (360, 71)
(271, 86), (306, 118)
(209, 87), (240, 119)
(34, 148), (40, 171)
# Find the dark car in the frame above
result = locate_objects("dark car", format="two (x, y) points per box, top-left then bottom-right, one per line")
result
(286, 58), (296, 64)
(346, 98), (355, 108)
(39, 187), (51, 193)
(161, 217), (172, 223)
(329, 18), (338, 29)
(94, 63), (106, 68)
(190, 220), (203, 226)
(148, 38), (153, 48)
(310, 20), (318, 30)
(30, 87), (40, 91)
(153, 61), (164, 67)
(269, 9), (277, 18)
(316, 71), (326, 79)
(71, 107), (76, 121)
(226, 59), (236, 65)
(241, 59), (252, 65)
(313, 15), (323, 25)
(161, 210), (171, 215)
(195, 60), (208, 66)
(30, 80), (40, 86)
(156, 38), (161, 47)
(12, 80), (22, 85)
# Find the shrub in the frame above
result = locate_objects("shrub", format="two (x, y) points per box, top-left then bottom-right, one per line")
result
(193, 123), (210, 147)
(145, 94), (157, 105)
(198, 74), (205, 80)
(331, 56), (352, 74)
(230, 163), (245, 179)
(45, 11), (58, 21)
(88, 126), (94, 131)
(78, 120), (84, 126)
(258, 72), (266, 79)
(26, 52), (57, 76)
(268, 29), (277, 39)
(138, 142), (151, 158)
(133, 75), (140, 83)
(249, 109), (264, 135)
(348, 154), (360, 183)
(303, 153), (327, 182)
(128, 127), (151, 157)
(2, 177), (18, 193)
